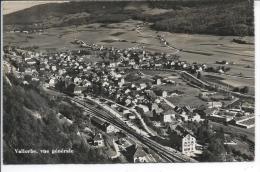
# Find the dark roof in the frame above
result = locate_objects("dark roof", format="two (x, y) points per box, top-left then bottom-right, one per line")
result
(74, 86), (87, 92)
(183, 106), (192, 113)
(163, 110), (175, 115)
(170, 125), (195, 138)
(145, 90), (157, 100)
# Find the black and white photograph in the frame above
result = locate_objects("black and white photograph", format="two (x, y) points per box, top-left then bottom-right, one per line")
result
(1, 0), (257, 168)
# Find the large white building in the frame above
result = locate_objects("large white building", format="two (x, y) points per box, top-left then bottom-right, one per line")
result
(169, 125), (197, 156)
(182, 134), (196, 156)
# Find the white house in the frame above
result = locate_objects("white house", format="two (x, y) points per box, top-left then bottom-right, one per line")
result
(136, 104), (149, 113)
(140, 83), (147, 90)
(74, 77), (82, 85)
(49, 78), (56, 87)
(182, 134), (196, 156)
(26, 59), (36, 65)
(74, 86), (86, 95)
(207, 101), (222, 108)
(164, 114), (175, 123)
(51, 65), (57, 71)
(189, 113), (203, 122)
(156, 78), (161, 85)
(162, 91), (167, 98)
(163, 110), (176, 123)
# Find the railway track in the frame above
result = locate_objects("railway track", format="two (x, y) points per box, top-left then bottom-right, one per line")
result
(70, 97), (198, 163)
(44, 85), (197, 163)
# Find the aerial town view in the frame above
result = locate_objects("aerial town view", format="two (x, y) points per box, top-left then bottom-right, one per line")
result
(2, 0), (255, 164)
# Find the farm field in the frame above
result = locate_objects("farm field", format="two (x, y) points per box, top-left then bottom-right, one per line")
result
(154, 80), (207, 108)
(202, 73), (255, 95)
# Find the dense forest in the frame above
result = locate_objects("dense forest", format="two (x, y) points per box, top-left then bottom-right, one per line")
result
(3, 74), (111, 164)
(4, 0), (254, 36)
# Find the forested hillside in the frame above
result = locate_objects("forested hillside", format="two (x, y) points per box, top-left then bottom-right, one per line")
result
(3, 74), (111, 164)
(4, 0), (254, 36)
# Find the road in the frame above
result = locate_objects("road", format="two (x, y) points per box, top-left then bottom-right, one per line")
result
(136, 24), (181, 55)
(160, 97), (176, 109)
(111, 139), (121, 159)
(223, 97), (240, 108)
(100, 97), (157, 137)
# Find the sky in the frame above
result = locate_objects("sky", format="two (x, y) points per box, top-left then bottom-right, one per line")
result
(2, 1), (68, 15)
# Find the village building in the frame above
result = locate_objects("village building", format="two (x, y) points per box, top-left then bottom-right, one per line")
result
(168, 125), (196, 156)
(209, 113), (234, 123)
(162, 110), (176, 123)
(156, 78), (161, 85)
(56, 113), (73, 126)
(207, 101), (222, 108)
(182, 134), (196, 156)
(151, 103), (163, 115)
(188, 113), (203, 122)
(49, 78), (56, 87)
(179, 113), (189, 121)
(91, 116), (118, 133)
(135, 104), (153, 118)
(123, 110), (136, 120)
(93, 133), (105, 147)
(133, 147), (156, 163)
(73, 86), (87, 95)
(154, 89), (167, 98)
(117, 137), (136, 155)
(24, 68), (33, 75)
(74, 77), (82, 85)
(139, 83), (147, 90)
(231, 114), (255, 129)
(26, 59), (36, 65)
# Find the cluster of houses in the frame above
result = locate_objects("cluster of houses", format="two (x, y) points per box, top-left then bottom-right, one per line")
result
(4, 46), (200, 156)
(83, 115), (158, 162)
(3, 44), (254, 158)
(198, 91), (255, 128)
(3, 42), (231, 95)
(207, 108), (255, 128)
(70, 39), (231, 76)
(55, 106), (158, 162)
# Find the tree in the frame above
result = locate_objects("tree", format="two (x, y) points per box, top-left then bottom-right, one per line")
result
(233, 87), (240, 92)
(66, 83), (76, 94)
(55, 80), (65, 92)
(240, 86), (249, 94)
(233, 24), (248, 37)
(197, 71), (201, 79)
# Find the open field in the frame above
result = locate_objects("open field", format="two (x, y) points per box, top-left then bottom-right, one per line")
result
(202, 73), (255, 95)
(4, 19), (254, 91)
(154, 79), (207, 108)
(166, 86), (206, 108)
